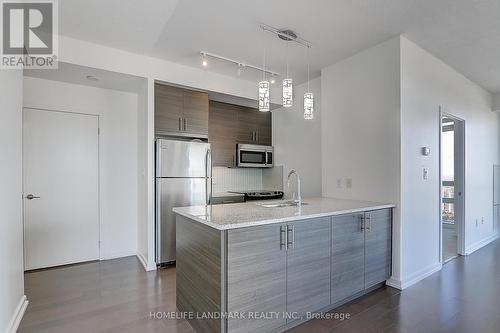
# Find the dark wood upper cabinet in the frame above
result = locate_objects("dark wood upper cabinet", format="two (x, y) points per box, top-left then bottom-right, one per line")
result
(255, 110), (272, 146)
(236, 107), (272, 146)
(209, 101), (272, 167)
(155, 84), (184, 134)
(183, 90), (209, 135)
(209, 101), (238, 167)
(155, 83), (208, 137)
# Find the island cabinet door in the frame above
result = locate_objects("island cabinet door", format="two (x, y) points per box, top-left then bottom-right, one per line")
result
(286, 217), (331, 319)
(364, 209), (392, 288)
(227, 224), (287, 333)
(331, 213), (365, 304)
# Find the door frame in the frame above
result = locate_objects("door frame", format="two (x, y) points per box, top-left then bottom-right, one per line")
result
(494, 165), (500, 233)
(22, 107), (102, 266)
(439, 106), (466, 262)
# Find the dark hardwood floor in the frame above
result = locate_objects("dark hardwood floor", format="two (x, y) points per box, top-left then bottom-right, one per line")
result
(20, 239), (500, 333)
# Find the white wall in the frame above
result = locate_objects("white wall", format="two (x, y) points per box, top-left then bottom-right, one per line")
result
(56, 35), (283, 270)
(23, 77), (139, 260)
(493, 93), (500, 112)
(0, 71), (26, 333)
(273, 77), (322, 197)
(321, 35), (500, 289)
(58, 35), (282, 105)
(136, 80), (149, 267)
(321, 38), (402, 280)
(400, 37), (500, 283)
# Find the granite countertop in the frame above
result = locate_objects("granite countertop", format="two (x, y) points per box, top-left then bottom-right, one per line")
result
(173, 197), (395, 230)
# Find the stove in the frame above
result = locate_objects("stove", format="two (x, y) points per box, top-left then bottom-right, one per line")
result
(228, 190), (284, 201)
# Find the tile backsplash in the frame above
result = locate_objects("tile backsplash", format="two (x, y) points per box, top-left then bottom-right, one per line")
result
(212, 166), (283, 193)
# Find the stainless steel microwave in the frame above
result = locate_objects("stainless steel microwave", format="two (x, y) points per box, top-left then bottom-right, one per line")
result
(237, 144), (273, 168)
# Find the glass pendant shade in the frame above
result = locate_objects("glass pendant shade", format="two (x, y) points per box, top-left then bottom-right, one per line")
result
(282, 78), (293, 107)
(258, 81), (270, 112)
(304, 92), (314, 119)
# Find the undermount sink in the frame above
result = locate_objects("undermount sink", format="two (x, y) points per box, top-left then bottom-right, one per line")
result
(257, 200), (308, 208)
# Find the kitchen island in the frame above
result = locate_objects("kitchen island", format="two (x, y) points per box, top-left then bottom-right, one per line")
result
(173, 197), (395, 333)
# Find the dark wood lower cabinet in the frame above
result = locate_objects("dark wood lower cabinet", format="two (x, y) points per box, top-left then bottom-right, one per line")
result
(176, 208), (392, 333)
(286, 217), (331, 319)
(332, 209), (392, 305)
(364, 209), (392, 288)
(332, 213), (365, 304)
(227, 224), (286, 333)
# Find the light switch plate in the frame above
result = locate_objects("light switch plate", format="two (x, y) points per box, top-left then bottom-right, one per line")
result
(423, 168), (429, 180)
(346, 178), (352, 189)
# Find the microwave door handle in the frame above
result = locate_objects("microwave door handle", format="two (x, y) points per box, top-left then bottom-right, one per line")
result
(266, 151), (272, 166)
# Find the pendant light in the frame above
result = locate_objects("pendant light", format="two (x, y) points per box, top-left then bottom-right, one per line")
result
(259, 34), (270, 112)
(304, 46), (313, 119)
(282, 42), (293, 107)
(259, 81), (270, 112)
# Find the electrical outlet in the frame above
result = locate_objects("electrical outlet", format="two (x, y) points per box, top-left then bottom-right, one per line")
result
(337, 179), (342, 188)
(481, 217), (485, 224)
(346, 178), (352, 189)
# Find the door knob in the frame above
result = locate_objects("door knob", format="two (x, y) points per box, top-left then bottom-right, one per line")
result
(26, 194), (40, 200)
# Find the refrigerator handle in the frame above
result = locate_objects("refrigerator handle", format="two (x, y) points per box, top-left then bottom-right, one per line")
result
(205, 148), (212, 206)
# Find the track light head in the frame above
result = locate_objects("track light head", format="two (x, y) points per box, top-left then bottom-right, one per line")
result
(201, 53), (208, 67)
(237, 63), (244, 75)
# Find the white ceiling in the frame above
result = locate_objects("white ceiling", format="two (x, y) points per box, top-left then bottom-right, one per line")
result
(59, 0), (500, 92)
(24, 62), (146, 93)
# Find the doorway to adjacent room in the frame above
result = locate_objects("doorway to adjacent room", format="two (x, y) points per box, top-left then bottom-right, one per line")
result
(440, 110), (465, 263)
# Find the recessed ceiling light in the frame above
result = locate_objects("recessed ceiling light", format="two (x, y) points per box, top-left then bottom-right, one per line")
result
(270, 75), (276, 84)
(201, 53), (208, 67)
(86, 75), (99, 82)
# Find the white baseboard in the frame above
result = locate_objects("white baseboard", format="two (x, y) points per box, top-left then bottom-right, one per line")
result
(7, 295), (28, 333)
(137, 252), (156, 271)
(389, 262), (442, 290)
(385, 277), (402, 290)
(101, 250), (137, 261)
(465, 232), (500, 255)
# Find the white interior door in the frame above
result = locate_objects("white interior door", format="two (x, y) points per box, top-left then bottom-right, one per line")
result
(23, 108), (99, 270)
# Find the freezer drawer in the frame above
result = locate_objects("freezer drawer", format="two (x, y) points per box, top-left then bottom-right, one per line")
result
(156, 178), (207, 264)
(156, 139), (210, 178)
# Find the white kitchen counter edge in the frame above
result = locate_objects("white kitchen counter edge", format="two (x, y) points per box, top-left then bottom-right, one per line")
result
(173, 203), (395, 231)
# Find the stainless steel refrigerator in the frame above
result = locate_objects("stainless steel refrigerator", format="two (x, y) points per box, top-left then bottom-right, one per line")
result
(156, 139), (211, 265)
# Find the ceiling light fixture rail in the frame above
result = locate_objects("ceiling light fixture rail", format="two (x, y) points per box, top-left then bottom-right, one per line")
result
(199, 51), (279, 77)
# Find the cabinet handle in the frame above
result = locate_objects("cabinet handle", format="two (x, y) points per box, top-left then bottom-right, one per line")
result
(360, 216), (365, 231)
(280, 225), (287, 251)
(367, 214), (372, 232)
(183, 118), (187, 131)
(287, 225), (294, 249)
(178, 117), (182, 131)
